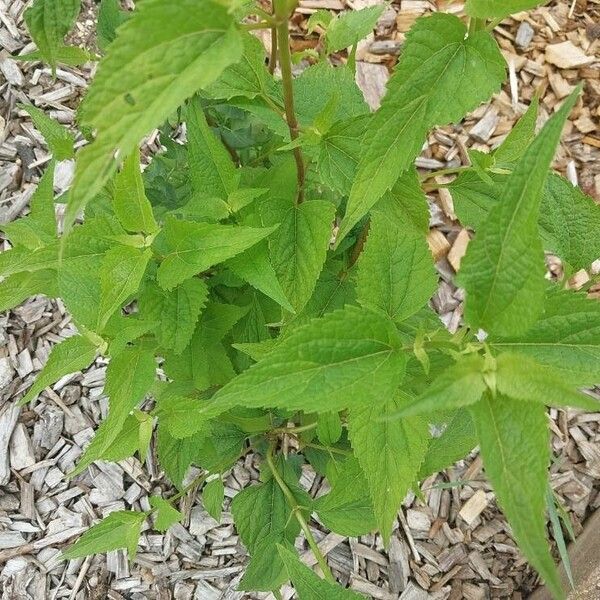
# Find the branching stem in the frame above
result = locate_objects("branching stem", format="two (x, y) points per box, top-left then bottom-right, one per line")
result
(266, 443), (334, 583)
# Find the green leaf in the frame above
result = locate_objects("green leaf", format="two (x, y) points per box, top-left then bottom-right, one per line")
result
(314, 456), (377, 537)
(326, 5), (384, 53)
(92, 414), (140, 463)
(203, 477), (224, 521)
(97, 0), (130, 51)
(538, 174), (600, 270)
(470, 395), (562, 599)
(348, 400), (428, 541)
(316, 412), (342, 446)
(187, 100), (238, 203)
(66, 0), (242, 228)
(156, 424), (204, 488)
(156, 218), (276, 290)
(466, 0), (549, 19)
(396, 354), (488, 417)
(372, 168), (430, 235)
(453, 171), (600, 272)
(226, 241), (294, 313)
(492, 289), (600, 385)
(357, 213), (437, 322)
(278, 545), (364, 599)
(419, 409), (477, 478)
(495, 353), (600, 411)
(232, 458), (308, 591)
(0, 270), (57, 312)
(20, 335), (97, 405)
(204, 32), (272, 100)
(458, 88), (580, 337)
(338, 13), (504, 243)
(209, 306), (406, 417)
(155, 394), (208, 439)
(267, 200), (336, 313)
(492, 97), (539, 165)
(74, 342), (156, 473)
(19, 104), (75, 160)
(24, 0), (81, 72)
(17, 45), (93, 68)
(317, 115), (369, 195)
(3, 160), (56, 248)
(139, 278), (208, 354)
(149, 496), (182, 532)
(98, 245), (152, 330)
(112, 148), (158, 234)
(63, 511), (145, 561)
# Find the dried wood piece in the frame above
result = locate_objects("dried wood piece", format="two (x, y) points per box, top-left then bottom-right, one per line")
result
(545, 41), (595, 68)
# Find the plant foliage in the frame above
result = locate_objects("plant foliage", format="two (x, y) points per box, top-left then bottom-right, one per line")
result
(8, 1), (599, 598)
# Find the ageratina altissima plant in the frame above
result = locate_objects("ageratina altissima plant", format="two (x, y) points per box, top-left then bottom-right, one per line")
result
(5, 0), (600, 597)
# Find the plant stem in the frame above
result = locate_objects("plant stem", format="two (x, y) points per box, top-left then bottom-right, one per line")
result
(269, 25), (278, 74)
(274, 0), (305, 204)
(419, 165), (467, 182)
(169, 472), (208, 503)
(266, 443), (335, 583)
(271, 421), (318, 435)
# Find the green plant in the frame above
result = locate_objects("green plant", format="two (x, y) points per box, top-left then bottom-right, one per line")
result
(7, 0), (600, 597)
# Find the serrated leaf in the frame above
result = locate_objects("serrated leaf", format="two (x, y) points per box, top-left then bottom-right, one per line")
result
(495, 353), (600, 411)
(156, 423), (204, 488)
(88, 414), (140, 464)
(458, 89), (580, 337)
(205, 32), (272, 100)
(97, 0), (130, 50)
(66, 0), (242, 228)
(112, 147), (158, 234)
(338, 13), (505, 243)
(372, 167), (430, 235)
(538, 174), (600, 270)
(226, 241), (294, 313)
(348, 400), (428, 541)
(187, 100), (238, 203)
(73, 342), (156, 474)
(314, 456), (376, 537)
(466, 0), (549, 19)
(492, 97), (539, 165)
(326, 5), (384, 53)
(203, 477), (225, 521)
(452, 170), (600, 272)
(419, 409), (477, 478)
(267, 200), (336, 313)
(24, 0), (81, 72)
(396, 354), (488, 417)
(155, 394), (208, 439)
(20, 335), (97, 405)
(316, 412), (342, 446)
(20, 104), (75, 160)
(139, 278), (208, 354)
(208, 306), (406, 418)
(232, 459), (306, 591)
(317, 114), (369, 195)
(17, 45), (93, 67)
(491, 289), (600, 385)
(63, 511), (145, 561)
(98, 245), (152, 330)
(156, 218), (275, 290)
(470, 395), (562, 599)
(278, 545), (364, 599)
(357, 213), (437, 322)
(149, 496), (182, 532)
(0, 270), (57, 312)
